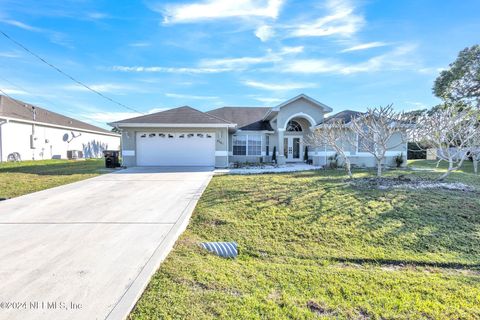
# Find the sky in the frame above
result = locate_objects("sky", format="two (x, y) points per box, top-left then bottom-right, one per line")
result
(0, 0), (479, 129)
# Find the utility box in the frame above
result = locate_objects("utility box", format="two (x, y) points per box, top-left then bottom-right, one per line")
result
(103, 150), (120, 168)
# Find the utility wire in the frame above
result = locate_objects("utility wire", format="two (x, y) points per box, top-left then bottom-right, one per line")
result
(0, 29), (144, 115)
(0, 75), (90, 121)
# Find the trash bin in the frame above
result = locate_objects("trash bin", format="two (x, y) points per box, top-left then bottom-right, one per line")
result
(103, 150), (120, 168)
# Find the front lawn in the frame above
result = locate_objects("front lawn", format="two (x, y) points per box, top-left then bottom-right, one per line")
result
(0, 159), (108, 199)
(130, 161), (480, 319)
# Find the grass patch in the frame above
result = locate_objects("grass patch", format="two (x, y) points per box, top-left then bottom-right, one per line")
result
(0, 159), (108, 198)
(130, 161), (480, 319)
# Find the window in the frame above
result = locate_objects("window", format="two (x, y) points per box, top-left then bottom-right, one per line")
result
(178, 134), (185, 138)
(248, 135), (262, 156)
(140, 134), (146, 138)
(233, 135), (262, 156)
(158, 133), (166, 138)
(286, 120), (302, 132)
(187, 133), (194, 138)
(206, 133), (212, 138)
(168, 134), (174, 138)
(197, 133), (204, 138)
(149, 133), (156, 138)
(233, 135), (247, 155)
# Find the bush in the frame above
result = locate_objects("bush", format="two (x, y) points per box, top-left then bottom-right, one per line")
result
(328, 153), (339, 169)
(408, 142), (427, 159)
(395, 153), (405, 168)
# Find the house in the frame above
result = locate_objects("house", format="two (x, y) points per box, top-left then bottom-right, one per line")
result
(110, 94), (407, 168)
(0, 95), (120, 162)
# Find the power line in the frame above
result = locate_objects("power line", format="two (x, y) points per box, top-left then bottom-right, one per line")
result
(0, 29), (144, 115)
(0, 75), (88, 120)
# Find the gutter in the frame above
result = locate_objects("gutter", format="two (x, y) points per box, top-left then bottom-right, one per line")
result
(1, 116), (120, 137)
(109, 122), (237, 128)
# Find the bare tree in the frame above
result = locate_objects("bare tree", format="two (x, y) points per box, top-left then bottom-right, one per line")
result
(350, 105), (411, 177)
(305, 121), (355, 178)
(411, 106), (479, 180)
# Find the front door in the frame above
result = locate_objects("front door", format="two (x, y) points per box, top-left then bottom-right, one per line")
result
(283, 136), (302, 162)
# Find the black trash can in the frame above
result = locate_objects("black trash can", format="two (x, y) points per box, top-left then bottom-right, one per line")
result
(103, 150), (120, 168)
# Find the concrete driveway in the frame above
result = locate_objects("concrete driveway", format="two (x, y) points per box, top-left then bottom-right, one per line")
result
(0, 167), (213, 320)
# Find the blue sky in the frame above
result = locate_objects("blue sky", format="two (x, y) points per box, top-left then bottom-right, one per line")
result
(0, 0), (479, 128)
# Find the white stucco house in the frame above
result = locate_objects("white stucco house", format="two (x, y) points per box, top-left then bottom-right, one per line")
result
(0, 95), (120, 162)
(110, 94), (407, 168)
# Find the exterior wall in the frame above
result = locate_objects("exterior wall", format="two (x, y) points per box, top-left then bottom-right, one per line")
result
(120, 127), (229, 167)
(275, 97), (326, 130)
(0, 119), (120, 162)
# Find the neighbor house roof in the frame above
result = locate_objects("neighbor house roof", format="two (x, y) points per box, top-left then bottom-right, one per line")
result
(0, 95), (115, 135)
(206, 107), (273, 131)
(111, 106), (235, 126)
(321, 110), (364, 124)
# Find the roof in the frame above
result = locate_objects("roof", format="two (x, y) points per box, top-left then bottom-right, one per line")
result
(112, 106), (234, 126)
(207, 107), (273, 131)
(0, 95), (115, 135)
(321, 110), (364, 124)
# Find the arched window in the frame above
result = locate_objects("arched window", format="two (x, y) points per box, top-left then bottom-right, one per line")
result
(286, 120), (302, 132)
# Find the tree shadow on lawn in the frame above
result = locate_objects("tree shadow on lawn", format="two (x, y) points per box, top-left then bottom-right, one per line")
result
(351, 186), (480, 265)
(328, 256), (480, 270)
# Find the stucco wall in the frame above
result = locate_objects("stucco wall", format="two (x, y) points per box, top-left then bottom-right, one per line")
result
(120, 127), (229, 167)
(275, 97), (326, 130)
(0, 120), (120, 162)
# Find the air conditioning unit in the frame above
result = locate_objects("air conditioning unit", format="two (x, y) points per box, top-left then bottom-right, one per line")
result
(67, 150), (84, 160)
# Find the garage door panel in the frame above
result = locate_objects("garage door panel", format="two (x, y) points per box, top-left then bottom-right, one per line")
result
(136, 132), (215, 166)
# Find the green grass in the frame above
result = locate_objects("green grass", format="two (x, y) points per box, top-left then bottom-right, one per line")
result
(130, 161), (480, 319)
(410, 159), (477, 174)
(0, 159), (109, 198)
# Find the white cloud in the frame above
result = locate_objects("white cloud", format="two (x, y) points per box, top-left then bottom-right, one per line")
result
(161, 0), (284, 23)
(63, 83), (143, 94)
(341, 42), (388, 52)
(252, 97), (284, 104)
(84, 108), (169, 124)
(243, 80), (317, 91)
(0, 51), (22, 58)
(0, 87), (29, 95)
(0, 19), (42, 32)
(165, 93), (219, 100)
(111, 65), (230, 74)
(112, 46), (303, 74)
(87, 12), (108, 20)
(283, 44), (417, 74)
(128, 42), (151, 47)
(255, 25), (275, 42)
(287, 0), (364, 38)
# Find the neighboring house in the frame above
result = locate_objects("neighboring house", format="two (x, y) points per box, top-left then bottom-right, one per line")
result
(0, 95), (120, 162)
(110, 94), (407, 168)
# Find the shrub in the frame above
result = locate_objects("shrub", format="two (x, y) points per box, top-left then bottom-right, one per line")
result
(395, 153), (405, 168)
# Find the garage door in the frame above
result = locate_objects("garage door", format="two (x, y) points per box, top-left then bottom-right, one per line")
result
(136, 132), (215, 166)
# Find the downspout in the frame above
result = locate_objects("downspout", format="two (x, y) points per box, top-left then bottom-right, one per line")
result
(0, 119), (7, 162)
(226, 128), (229, 168)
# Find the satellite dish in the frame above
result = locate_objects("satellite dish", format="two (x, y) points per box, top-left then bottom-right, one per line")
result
(62, 133), (69, 142)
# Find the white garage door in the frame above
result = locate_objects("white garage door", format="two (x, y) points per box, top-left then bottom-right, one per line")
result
(136, 132), (215, 166)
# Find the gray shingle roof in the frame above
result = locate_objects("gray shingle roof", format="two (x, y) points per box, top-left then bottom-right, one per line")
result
(207, 107), (273, 131)
(321, 110), (364, 124)
(0, 95), (114, 134)
(114, 106), (234, 125)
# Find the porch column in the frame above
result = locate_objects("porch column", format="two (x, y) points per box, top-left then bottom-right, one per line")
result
(277, 129), (286, 164)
